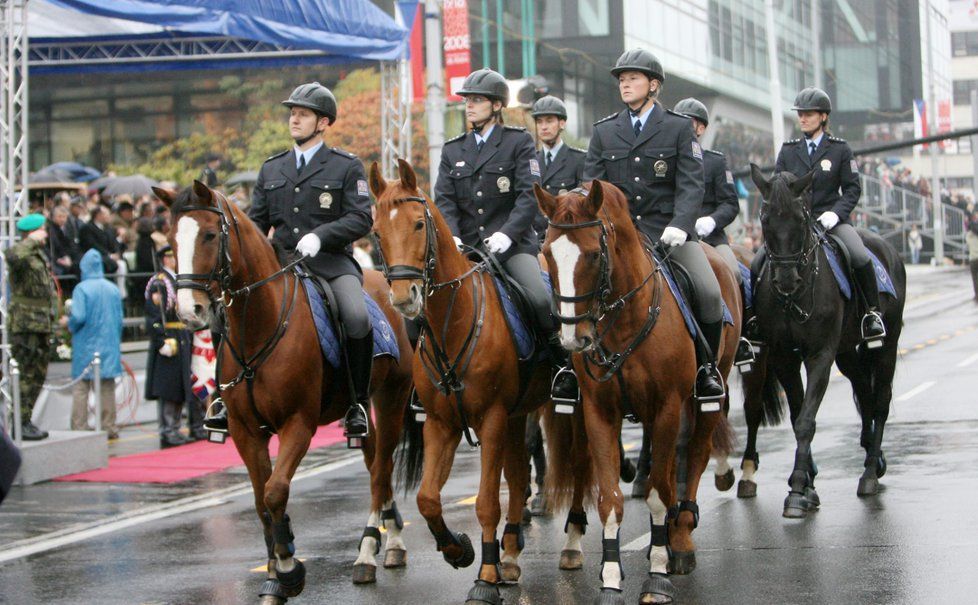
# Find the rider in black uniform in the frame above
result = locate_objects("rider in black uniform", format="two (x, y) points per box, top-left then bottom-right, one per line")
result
(530, 95), (586, 243)
(750, 87), (886, 345)
(434, 69), (579, 407)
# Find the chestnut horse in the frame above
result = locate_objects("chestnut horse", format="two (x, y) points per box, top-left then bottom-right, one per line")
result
(369, 159), (587, 605)
(156, 182), (416, 604)
(536, 182), (739, 605)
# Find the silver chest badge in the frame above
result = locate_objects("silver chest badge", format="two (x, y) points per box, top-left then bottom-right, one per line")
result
(820, 159), (832, 172)
(497, 176), (511, 193)
(654, 160), (668, 177)
(319, 192), (333, 209)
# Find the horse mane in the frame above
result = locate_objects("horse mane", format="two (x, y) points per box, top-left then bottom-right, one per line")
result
(767, 172), (802, 210)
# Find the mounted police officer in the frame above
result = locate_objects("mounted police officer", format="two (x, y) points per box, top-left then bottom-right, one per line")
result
(751, 87), (885, 345)
(217, 82), (373, 447)
(530, 95), (586, 241)
(583, 49), (726, 405)
(434, 68), (578, 405)
(673, 97), (755, 366)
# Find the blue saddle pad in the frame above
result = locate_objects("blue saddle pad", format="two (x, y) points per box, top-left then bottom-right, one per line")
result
(821, 244), (897, 301)
(738, 262), (753, 308)
(494, 273), (552, 360)
(659, 260), (734, 340)
(302, 278), (400, 369)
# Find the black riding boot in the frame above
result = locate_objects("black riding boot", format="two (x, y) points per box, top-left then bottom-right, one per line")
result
(695, 320), (726, 410)
(547, 333), (579, 414)
(854, 262), (886, 346)
(344, 332), (373, 448)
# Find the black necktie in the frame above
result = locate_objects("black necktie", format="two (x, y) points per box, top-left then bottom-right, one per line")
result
(477, 139), (485, 152)
(809, 141), (817, 157)
(546, 150), (553, 167)
(297, 154), (306, 174)
(633, 119), (642, 138)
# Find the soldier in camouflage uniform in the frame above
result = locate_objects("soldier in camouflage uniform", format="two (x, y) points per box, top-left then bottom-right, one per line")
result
(6, 214), (61, 440)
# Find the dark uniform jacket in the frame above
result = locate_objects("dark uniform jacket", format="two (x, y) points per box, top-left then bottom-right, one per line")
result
(6, 238), (57, 334)
(434, 125), (541, 258)
(775, 135), (861, 223)
(78, 220), (119, 273)
(250, 144), (372, 282)
(699, 149), (739, 247)
(533, 143), (586, 236)
(144, 269), (193, 403)
(583, 104), (705, 241)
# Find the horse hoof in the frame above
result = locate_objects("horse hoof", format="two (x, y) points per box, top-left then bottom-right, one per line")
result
(276, 560), (306, 597)
(258, 579), (288, 605)
(876, 453), (887, 478)
(804, 487), (821, 509)
(668, 550), (696, 575)
(631, 477), (648, 498)
(783, 492), (808, 518)
(521, 506), (533, 526)
(639, 573), (676, 604)
(499, 561), (521, 584)
(558, 549), (584, 570)
(258, 595), (287, 605)
(715, 468), (735, 492)
(857, 474), (879, 497)
(620, 457), (637, 483)
(592, 587), (625, 605)
(384, 547), (407, 568)
(737, 479), (757, 499)
(351, 563), (377, 584)
(465, 579), (502, 605)
(444, 532), (475, 569)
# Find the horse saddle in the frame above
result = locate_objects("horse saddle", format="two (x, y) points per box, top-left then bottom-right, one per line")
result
(300, 275), (399, 369)
(821, 233), (898, 301)
(652, 247), (734, 341)
(490, 270), (551, 362)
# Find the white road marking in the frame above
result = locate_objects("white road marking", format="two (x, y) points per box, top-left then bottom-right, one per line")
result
(895, 381), (935, 402)
(0, 453), (362, 563)
(622, 532), (650, 551)
(956, 351), (978, 368)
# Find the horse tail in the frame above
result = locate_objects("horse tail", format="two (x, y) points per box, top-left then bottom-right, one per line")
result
(542, 406), (594, 514)
(711, 404), (738, 456)
(394, 390), (425, 493)
(760, 368), (787, 427)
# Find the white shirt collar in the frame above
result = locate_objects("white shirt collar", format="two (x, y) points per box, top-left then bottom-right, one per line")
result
(474, 124), (495, 145)
(294, 140), (324, 169)
(806, 132), (824, 149)
(542, 140), (564, 158)
(630, 103), (655, 129)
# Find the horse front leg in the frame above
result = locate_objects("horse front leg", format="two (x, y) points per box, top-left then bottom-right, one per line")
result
(500, 414), (530, 584)
(738, 358), (768, 498)
(560, 409), (590, 572)
(783, 350), (835, 518)
(631, 427), (653, 498)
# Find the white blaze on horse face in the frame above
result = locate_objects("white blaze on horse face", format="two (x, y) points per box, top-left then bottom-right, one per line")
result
(646, 487), (669, 575)
(175, 216), (201, 321)
(600, 510), (621, 590)
(551, 235), (582, 348)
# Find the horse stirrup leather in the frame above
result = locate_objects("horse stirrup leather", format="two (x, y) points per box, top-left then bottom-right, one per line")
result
(551, 366), (580, 415)
(860, 311), (886, 349)
(203, 398), (228, 444)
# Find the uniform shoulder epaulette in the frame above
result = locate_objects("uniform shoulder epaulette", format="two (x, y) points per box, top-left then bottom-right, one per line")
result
(445, 132), (466, 144)
(503, 125), (526, 132)
(704, 148), (724, 156)
(567, 145), (587, 154)
(331, 147), (357, 159)
(594, 113), (618, 126)
(265, 149), (289, 161)
(827, 136), (846, 143)
(784, 138), (800, 145)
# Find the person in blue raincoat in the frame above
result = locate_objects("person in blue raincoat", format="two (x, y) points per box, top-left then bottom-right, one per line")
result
(68, 249), (123, 439)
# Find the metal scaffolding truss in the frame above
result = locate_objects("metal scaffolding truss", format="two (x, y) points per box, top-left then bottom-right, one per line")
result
(380, 58), (412, 180)
(1, 0), (29, 431)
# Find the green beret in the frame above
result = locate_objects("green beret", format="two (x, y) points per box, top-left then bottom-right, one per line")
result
(16, 213), (46, 232)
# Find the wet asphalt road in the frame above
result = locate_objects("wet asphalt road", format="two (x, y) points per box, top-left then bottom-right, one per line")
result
(2, 266), (978, 605)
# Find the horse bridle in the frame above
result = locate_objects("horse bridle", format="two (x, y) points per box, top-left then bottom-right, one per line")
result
(759, 197), (822, 322)
(546, 216), (612, 325)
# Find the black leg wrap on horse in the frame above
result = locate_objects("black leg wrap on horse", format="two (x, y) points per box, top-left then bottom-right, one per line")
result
(677, 500), (699, 529)
(431, 523), (474, 569)
(259, 579), (287, 600)
(788, 469), (810, 492)
(564, 510), (588, 534)
(646, 518), (670, 560)
(381, 501), (404, 530)
(359, 526), (382, 556)
(272, 515), (295, 556)
(641, 573), (677, 602)
(600, 535), (624, 582)
(432, 524), (460, 551)
(481, 539), (500, 565)
(276, 559), (306, 594)
(503, 522), (525, 551)
(466, 579), (503, 605)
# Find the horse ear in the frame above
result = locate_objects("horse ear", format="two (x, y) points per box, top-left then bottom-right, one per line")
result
(368, 161), (386, 198)
(397, 158), (418, 192)
(790, 169), (815, 202)
(192, 180), (214, 205)
(152, 186), (174, 207)
(534, 183), (557, 219)
(750, 163), (771, 200)
(585, 180), (605, 215)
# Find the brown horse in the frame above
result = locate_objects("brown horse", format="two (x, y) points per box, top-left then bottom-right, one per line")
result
(536, 182), (739, 605)
(370, 159), (586, 604)
(156, 181), (416, 603)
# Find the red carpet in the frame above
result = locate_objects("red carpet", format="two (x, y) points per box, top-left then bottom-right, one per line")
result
(55, 424), (346, 484)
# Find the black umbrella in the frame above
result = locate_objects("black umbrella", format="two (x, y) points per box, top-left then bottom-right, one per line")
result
(98, 175), (160, 198)
(224, 170), (258, 188)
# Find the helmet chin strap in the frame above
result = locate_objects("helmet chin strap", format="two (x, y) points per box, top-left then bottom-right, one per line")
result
(625, 82), (656, 117)
(294, 128), (323, 147)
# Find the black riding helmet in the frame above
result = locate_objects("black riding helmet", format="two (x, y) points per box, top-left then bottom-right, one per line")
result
(282, 82), (338, 125)
(457, 69), (509, 106)
(673, 98), (709, 126)
(530, 95), (568, 120)
(610, 49), (665, 83)
(791, 87), (832, 114)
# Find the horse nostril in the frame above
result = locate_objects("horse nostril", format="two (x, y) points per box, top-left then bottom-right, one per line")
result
(410, 283), (420, 300)
(193, 304), (204, 317)
(580, 335), (593, 349)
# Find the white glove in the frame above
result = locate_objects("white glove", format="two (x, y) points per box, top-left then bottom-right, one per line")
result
(296, 233), (321, 257)
(660, 226), (688, 248)
(817, 211), (840, 230)
(695, 216), (716, 238)
(484, 232), (513, 255)
(159, 339), (177, 358)
(453, 236), (464, 251)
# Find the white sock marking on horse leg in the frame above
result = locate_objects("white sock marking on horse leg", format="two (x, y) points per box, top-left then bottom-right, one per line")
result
(381, 499), (406, 552)
(175, 216), (200, 317)
(600, 510), (621, 590)
(563, 522), (584, 553)
(646, 487), (669, 574)
(354, 510), (381, 566)
(714, 454), (731, 477)
(550, 235), (581, 348)
(742, 459), (757, 482)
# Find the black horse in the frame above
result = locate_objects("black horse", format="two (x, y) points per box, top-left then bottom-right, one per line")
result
(747, 164), (906, 518)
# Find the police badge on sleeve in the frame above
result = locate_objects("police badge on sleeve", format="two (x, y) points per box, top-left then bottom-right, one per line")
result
(357, 179), (369, 197)
(692, 141), (703, 160)
(529, 158), (541, 177)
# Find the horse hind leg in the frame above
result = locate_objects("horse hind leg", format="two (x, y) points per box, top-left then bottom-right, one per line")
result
(641, 404), (681, 604)
(499, 414), (530, 584)
(858, 352), (897, 497)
